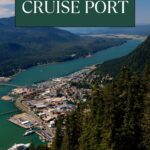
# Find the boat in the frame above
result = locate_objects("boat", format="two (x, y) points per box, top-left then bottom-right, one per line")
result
(23, 129), (34, 136)
(8, 143), (30, 150)
(86, 52), (92, 58)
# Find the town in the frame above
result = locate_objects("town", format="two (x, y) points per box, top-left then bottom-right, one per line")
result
(9, 66), (97, 142)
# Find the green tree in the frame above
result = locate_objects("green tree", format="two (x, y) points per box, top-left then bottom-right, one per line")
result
(29, 142), (36, 150)
(142, 65), (150, 150)
(51, 117), (63, 150)
(121, 75), (145, 150)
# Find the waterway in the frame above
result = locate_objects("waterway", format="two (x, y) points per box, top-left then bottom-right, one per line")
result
(0, 40), (142, 150)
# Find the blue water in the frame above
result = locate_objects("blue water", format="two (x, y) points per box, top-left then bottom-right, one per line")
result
(0, 40), (142, 150)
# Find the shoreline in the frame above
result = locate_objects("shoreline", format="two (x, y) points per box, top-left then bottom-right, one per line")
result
(0, 39), (142, 150)
(1, 39), (127, 80)
(80, 34), (147, 41)
(9, 66), (96, 142)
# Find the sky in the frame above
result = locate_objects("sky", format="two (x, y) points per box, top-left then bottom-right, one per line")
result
(136, 0), (150, 24)
(0, 0), (150, 25)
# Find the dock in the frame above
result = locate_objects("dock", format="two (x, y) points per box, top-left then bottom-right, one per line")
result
(9, 113), (39, 129)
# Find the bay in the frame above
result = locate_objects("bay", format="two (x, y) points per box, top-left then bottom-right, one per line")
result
(0, 39), (142, 150)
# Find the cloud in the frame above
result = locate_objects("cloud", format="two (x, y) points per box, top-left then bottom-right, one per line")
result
(0, 6), (14, 18)
(0, 0), (15, 18)
(0, 0), (15, 5)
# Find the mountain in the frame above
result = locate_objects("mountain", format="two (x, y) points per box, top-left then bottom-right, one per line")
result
(0, 17), (79, 43)
(48, 36), (150, 150)
(0, 17), (125, 76)
(0, 17), (79, 76)
(51, 61), (150, 150)
(49, 38), (150, 150)
(96, 36), (150, 76)
(60, 25), (150, 35)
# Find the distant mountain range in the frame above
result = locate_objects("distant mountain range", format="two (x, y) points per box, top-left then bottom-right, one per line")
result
(96, 36), (150, 76)
(60, 25), (150, 35)
(0, 17), (125, 76)
(0, 17), (79, 43)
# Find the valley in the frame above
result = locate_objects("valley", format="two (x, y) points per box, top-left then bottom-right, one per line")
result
(0, 17), (127, 77)
(0, 39), (142, 150)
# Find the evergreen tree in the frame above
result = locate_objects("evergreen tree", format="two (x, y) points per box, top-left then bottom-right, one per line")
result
(51, 66), (150, 150)
(61, 131), (70, 150)
(111, 68), (131, 150)
(36, 144), (49, 150)
(142, 65), (150, 150)
(121, 75), (145, 150)
(51, 117), (63, 150)
(29, 142), (36, 150)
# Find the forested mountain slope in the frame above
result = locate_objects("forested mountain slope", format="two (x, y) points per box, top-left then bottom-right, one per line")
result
(0, 17), (125, 76)
(49, 36), (150, 150)
(96, 36), (150, 76)
(50, 67), (150, 150)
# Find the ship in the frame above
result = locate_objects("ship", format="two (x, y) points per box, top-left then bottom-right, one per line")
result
(86, 52), (92, 58)
(23, 129), (34, 136)
(8, 143), (30, 150)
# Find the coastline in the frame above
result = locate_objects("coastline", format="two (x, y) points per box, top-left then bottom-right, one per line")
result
(80, 34), (147, 41)
(0, 39), (142, 150)
(9, 65), (96, 141)
(1, 39), (127, 80)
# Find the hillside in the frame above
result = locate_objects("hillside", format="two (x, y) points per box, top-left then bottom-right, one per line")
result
(95, 36), (150, 76)
(50, 65), (150, 150)
(49, 37), (150, 150)
(0, 17), (125, 76)
(0, 17), (79, 44)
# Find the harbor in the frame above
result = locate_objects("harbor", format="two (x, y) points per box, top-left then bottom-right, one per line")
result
(0, 40), (142, 150)
(9, 66), (95, 142)
(9, 113), (38, 129)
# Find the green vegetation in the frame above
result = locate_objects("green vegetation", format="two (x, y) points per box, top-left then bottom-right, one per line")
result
(0, 17), (125, 76)
(29, 65), (150, 150)
(50, 66), (150, 150)
(49, 37), (150, 150)
(2, 19), (150, 150)
(95, 36), (150, 77)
